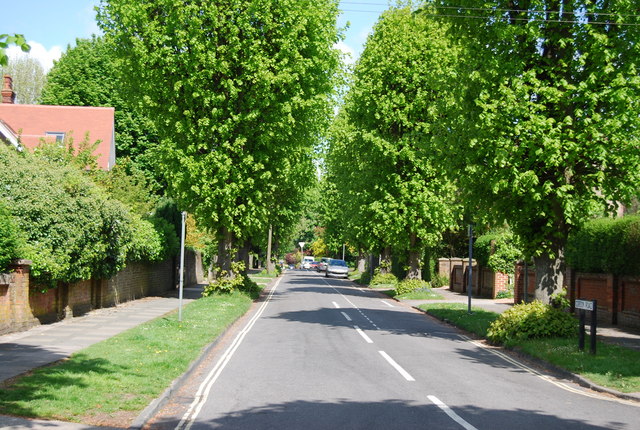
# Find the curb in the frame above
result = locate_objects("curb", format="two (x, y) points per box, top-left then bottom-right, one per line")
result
(129, 274), (282, 429)
(411, 303), (640, 405)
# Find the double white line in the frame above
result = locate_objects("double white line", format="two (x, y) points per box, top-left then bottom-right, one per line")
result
(175, 277), (282, 430)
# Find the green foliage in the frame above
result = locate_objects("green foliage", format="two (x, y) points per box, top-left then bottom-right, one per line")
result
(566, 215), (640, 276)
(419, 303), (500, 338)
(487, 301), (578, 345)
(203, 261), (261, 297)
(0, 34), (29, 66)
(98, 0), (342, 253)
(33, 133), (100, 171)
(474, 230), (522, 274)
(550, 288), (570, 311)
(434, 1), (640, 267)
(0, 200), (23, 271)
(430, 274), (449, 289)
(495, 289), (514, 299)
(395, 278), (427, 296)
(357, 270), (372, 285)
(370, 272), (398, 288)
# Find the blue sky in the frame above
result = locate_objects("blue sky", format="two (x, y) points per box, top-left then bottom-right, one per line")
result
(3, 1), (390, 71)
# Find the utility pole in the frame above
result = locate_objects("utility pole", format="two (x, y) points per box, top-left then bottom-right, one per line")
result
(266, 224), (274, 274)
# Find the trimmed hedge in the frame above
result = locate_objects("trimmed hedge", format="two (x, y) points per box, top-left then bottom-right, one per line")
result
(566, 215), (640, 276)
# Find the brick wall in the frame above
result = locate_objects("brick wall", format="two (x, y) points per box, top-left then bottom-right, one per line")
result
(514, 263), (536, 303)
(0, 260), (39, 335)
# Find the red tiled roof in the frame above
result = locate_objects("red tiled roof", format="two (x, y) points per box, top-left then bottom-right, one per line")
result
(0, 104), (116, 169)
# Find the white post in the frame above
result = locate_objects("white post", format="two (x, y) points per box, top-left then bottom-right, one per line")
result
(298, 241), (305, 268)
(179, 211), (187, 322)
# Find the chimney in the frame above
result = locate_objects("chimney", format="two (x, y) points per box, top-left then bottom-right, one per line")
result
(2, 75), (16, 104)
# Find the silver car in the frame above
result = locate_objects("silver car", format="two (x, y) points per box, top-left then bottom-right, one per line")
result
(325, 259), (349, 278)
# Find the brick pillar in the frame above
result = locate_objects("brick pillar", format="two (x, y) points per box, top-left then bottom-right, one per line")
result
(1, 259), (38, 335)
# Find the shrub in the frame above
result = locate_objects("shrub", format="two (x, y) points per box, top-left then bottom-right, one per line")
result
(0, 201), (22, 271)
(566, 215), (640, 276)
(202, 261), (261, 297)
(358, 270), (372, 285)
(487, 301), (577, 345)
(474, 230), (522, 274)
(396, 278), (427, 295)
(370, 272), (397, 287)
(495, 289), (514, 299)
(430, 273), (449, 288)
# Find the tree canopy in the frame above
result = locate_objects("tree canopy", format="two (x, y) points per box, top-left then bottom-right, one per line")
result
(97, 0), (343, 272)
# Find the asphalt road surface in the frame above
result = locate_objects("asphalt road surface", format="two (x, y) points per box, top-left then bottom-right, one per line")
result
(148, 270), (639, 429)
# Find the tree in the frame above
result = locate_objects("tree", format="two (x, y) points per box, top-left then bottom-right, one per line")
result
(97, 0), (342, 275)
(0, 55), (46, 104)
(325, 6), (460, 279)
(40, 36), (159, 178)
(433, 1), (640, 301)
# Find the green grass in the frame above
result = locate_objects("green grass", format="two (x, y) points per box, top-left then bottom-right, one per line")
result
(419, 303), (500, 337)
(516, 338), (640, 393)
(418, 303), (640, 393)
(384, 289), (444, 300)
(0, 291), (253, 423)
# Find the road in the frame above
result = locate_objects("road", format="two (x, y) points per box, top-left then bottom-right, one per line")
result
(147, 270), (639, 429)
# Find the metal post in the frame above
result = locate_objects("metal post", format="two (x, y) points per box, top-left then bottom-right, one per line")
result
(266, 224), (273, 273)
(468, 223), (473, 314)
(342, 244), (345, 260)
(178, 211), (186, 322)
(579, 309), (585, 351)
(590, 301), (597, 355)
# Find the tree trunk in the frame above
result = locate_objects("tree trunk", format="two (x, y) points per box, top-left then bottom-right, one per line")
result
(379, 247), (391, 274)
(236, 239), (250, 275)
(357, 251), (367, 273)
(266, 224), (275, 274)
(533, 250), (565, 304)
(406, 233), (421, 280)
(217, 227), (235, 278)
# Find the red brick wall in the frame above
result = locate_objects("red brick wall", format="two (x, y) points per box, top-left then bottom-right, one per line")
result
(0, 260), (39, 335)
(514, 263), (536, 303)
(619, 277), (640, 329)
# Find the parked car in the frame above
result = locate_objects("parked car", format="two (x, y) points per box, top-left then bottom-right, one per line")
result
(302, 256), (315, 269)
(310, 261), (319, 269)
(325, 259), (349, 278)
(317, 257), (330, 272)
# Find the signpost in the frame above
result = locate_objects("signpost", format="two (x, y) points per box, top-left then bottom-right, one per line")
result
(299, 242), (305, 268)
(178, 211), (186, 322)
(576, 299), (597, 354)
(467, 223), (474, 314)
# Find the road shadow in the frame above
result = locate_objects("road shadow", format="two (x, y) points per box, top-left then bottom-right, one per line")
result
(147, 398), (623, 430)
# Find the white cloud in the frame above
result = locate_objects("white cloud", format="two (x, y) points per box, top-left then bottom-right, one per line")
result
(6, 41), (63, 72)
(334, 40), (356, 66)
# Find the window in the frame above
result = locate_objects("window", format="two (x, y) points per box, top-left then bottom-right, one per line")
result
(45, 132), (65, 142)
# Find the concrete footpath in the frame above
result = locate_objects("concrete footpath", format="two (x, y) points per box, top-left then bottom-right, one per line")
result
(0, 285), (205, 430)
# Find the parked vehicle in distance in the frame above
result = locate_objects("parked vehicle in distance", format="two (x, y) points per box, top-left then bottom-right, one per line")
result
(302, 256), (315, 269)
(317, 257), (330, 272)
(310, 261), (319, 269)
(325, 259), (349, 278)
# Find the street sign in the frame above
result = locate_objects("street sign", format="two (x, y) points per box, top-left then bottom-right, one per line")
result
(575, 299), (594, 311)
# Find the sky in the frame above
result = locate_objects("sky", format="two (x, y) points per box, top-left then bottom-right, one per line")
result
(3, 0), (391, 72)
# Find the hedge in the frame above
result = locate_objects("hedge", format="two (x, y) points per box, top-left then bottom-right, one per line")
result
(0, 144), (178, 285)
(566, 215), (640, 276)
(0, 200), (22, 272)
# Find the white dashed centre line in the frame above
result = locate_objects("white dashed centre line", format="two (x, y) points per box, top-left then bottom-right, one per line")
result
(428, 395), (478, 430)
(380, 300), (394, 307)
(332, 301), (340, 308)
(341, 311), (352, 321)
(379, 351), (414, 381)
(354, 325), (373, 343)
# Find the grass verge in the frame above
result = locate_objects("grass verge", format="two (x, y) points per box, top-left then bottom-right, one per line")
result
(417, 303), (640, 393)
(0, 291), (253, 424)
(384, 289), (444, 300)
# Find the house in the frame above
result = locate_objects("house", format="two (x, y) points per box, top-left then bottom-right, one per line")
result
(0, 75), (116, 170)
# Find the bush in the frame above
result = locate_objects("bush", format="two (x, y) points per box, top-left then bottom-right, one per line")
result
(474, 230), (522, 274)
(487, 301), (577, 345)
(370, 272), (398, 287)
(395, 278), (427, 295)
(495, 289), (514, 299)
(430, 273), (449, 288)
(566, 215), (640, 276)
(0, 201), (22, 271)
(202, 261), (261, 297)
(357, 270), (372, 285)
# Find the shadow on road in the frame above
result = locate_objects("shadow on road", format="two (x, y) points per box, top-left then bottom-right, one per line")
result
(147, 398), (620, 430)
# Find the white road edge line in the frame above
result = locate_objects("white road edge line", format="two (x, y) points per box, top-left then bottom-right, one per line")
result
(380, 299), (394, 307)
(354, 325), (373, 343)
(458, 335), (640, 407)
(428, 395), (478, 430)
(379, 350), (415, 381)
(175, 276), (283, 430)
(341, 311), (352, 321)
(332, 301), (340, 308)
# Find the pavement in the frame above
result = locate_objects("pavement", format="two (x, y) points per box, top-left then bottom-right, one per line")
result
(0, 278), (638, 429)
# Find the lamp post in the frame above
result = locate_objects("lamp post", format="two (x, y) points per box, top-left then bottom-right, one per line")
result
(467, 223), (474, 315)
(178, 211), (186, 322)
